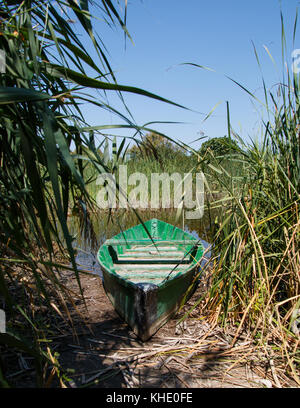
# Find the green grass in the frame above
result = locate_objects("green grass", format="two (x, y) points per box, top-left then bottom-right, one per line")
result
(0, 0), (185, 387)
(82, 136), (244, 208)
(186, 20), (300, 384)
(0, 0), (299, 388)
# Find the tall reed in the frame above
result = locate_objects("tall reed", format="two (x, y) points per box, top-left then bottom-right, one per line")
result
(192, 16), (300, 384)
(0, 0), (181, 387)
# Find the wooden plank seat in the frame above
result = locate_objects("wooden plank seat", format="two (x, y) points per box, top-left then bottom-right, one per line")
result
(106, 239), (199, 265)
(114, 264), (187, 284)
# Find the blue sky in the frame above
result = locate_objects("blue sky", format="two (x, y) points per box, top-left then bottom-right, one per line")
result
(78, 0), (299, 150)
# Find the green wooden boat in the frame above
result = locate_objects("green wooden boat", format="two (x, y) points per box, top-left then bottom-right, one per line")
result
(97, 218), (204, 341)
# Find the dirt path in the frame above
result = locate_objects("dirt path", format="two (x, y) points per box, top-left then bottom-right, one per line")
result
(50, 271), (280, 388)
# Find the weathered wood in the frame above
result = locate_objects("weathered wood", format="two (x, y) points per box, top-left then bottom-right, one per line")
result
(121, 250), (186, 257)
(122, 277), (165, 284)
(128, 246), (181, 252)
(117, 254), (189, 261)
(116, 268), (183, 282)
(105, 239), (200, 246)
(109, 245), (192, 264)
(113, 258), (192, 264)
(97, 218), (204, 341)
(114, 264), (188, 272)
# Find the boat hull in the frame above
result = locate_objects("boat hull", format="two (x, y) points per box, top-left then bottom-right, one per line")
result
(97, 218), (204, 341)
(101, 264), (199, 341)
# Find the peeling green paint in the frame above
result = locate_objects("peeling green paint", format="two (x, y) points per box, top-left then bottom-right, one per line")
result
(97, 219), (204, 341)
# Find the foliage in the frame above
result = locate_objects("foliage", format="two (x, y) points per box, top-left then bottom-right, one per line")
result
(0, 0), (299, 388)
(198, 136), (241, 162)
(128, 131), (187, 161)
(190, 18), (300, 385)
(0, 0), (180, 387)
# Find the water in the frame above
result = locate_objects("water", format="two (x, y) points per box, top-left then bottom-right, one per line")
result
(69, 209), (214, 277)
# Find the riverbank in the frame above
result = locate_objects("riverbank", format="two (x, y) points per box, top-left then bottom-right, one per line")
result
(3, 267), (297, 388)
(41, 271), (300, 388)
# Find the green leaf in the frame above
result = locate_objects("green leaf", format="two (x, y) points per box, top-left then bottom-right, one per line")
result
(42, 105), (84, 297)
(0, 87), (51, 104)
(46, 65), (188, 110)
